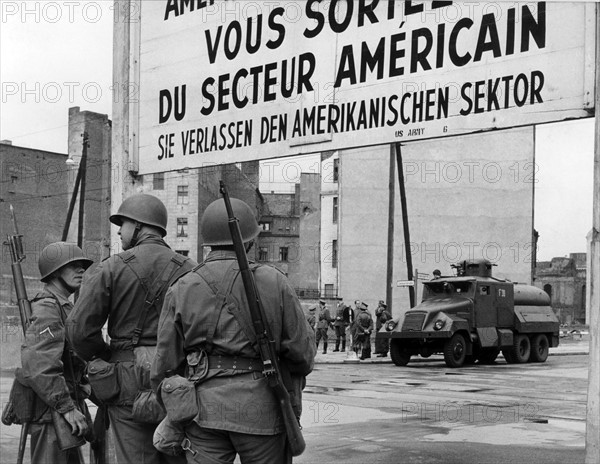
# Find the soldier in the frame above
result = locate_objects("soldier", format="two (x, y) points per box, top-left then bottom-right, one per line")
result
(352, 302), (374, 360)
(316, 299), (333, 354)
(66, 193), (196, 464)
(150, 198), (315, 463)
(21, 242), (93, 463)
(374, 301), (392, 357)
(306, 305), (317, 332)
(333, 301), (348, 352)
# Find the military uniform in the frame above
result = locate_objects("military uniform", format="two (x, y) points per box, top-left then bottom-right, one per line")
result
(151, 250), (315, 463)
(374, 302), (392, 356)
(67, 232), (195, 464)
(315, 304), (333, 354)
(21, 283), (90, 464)
(306, 306), (317, 332)
(352, 303), (374, 360)
(332, 302), (348, 352)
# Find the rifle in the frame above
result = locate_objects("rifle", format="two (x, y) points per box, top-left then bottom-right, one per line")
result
(5, 205), (33, 464)
(219, 181), (306, 457)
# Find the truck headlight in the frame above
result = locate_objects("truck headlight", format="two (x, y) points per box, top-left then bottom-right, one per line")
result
(433, 319), (445, 331)
(386, 320), (397, 331)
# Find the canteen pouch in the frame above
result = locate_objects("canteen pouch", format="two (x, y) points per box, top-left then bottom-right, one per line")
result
(160, 375), (198, 424)
(132, 390), (166, 424)
(87, 358), (120, 403)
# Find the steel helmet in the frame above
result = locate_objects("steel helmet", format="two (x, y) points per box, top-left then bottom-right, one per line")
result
(200, 198), (260, 246)
(39, 242), (93, 282)
(110, 193), (168, 237)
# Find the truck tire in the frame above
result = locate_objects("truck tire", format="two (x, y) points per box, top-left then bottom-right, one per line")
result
(529, 334), (549, 363)
(512, 334), (531, 363)
(478, 348), (500, 364)
(443, 333), (467, 368)
(390, 340), (411, 366)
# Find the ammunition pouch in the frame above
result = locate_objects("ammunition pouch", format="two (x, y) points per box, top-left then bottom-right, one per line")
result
(159, 375), (198, 424)
(131, 346), (166, 424)
(132, 389), (165, 424)
(87, 358), (120, 403)
(3, 371), (46, 424)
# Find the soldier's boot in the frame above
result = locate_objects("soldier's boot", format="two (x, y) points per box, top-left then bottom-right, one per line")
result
(323, 342), (328, 354)
(341, 340), (346, 352)
(333, 340), (340, 352)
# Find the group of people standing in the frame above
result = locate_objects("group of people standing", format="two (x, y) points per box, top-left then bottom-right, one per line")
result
(306, 299), (392, 360)
(10, 193), (315, 464)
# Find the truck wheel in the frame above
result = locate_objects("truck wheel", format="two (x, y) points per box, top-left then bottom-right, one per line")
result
(529, 334), (549, 363)
(512, 334), (531, 363)
(390, 340), (411, 366)
(478, 348), (500, 364)
(443, 333), (467, 368)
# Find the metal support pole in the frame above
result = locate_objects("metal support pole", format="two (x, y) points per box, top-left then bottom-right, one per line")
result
(585, 5), (600, 462)
(395, 143), (415, 308)
(386, 144), (396, 313)
(77, 133), (89, 249)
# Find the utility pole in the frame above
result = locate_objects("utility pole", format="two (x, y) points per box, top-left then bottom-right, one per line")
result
(386, 144), (395, 313)
(395, 143), (415, 308)
(585, 5), (600, 462)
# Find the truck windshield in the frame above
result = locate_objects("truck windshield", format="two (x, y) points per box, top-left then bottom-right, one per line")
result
(423, 281), (473, 298)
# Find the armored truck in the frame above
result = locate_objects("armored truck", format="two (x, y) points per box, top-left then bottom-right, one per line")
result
(378, 259), (560, 368)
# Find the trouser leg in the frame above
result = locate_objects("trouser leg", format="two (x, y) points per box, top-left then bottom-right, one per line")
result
(107, 404), (182, 464)
(184, 424), (288, 464)
(30, 423), (82, 464)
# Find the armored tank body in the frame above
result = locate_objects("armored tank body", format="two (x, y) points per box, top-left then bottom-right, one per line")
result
(378, 259), (559, 368)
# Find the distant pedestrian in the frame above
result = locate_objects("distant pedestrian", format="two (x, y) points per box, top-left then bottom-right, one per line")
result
(432, 269), (442, 280)
(374, 301), (392, 357)
(306, 305), (317, 332)
(333, 301), (349, 352)
(316, 300), (333, 354)
(352, 302), (373, 360)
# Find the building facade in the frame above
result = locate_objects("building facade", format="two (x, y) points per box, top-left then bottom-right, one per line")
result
(534, 253), (587, 325)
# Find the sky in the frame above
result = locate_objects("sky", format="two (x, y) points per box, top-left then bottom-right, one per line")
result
(0, 1), (595, 262)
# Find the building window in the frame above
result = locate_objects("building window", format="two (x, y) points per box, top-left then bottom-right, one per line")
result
(175, 250), (189, 257)
(177, 185), (189, 204)
(543, 284), (552, 301)
(332, 197), (338, 223)
(259, 247), (269, 261)
(324, 284), (335, 298)
(177, 218), (188, 237)
(332, 240), (337, 268)
(260, 222), (271, 231)
(333, 158), (339, 182)
(279, 247), (289, 262)
(153, 172), (164, 190)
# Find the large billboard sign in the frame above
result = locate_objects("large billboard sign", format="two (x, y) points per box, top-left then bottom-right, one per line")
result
(135, 1), (595, 174)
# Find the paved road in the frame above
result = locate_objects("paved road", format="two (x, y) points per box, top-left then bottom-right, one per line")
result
(0, 338), (589, 463)
(298, 349), (588, 464)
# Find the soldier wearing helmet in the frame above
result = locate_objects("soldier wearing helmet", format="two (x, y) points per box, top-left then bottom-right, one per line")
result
(151, 197), (315, 464)
(67, 193), (196, 464)
(20, 242), (93, 463)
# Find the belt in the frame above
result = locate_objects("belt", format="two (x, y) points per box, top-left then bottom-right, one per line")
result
(207, 355), (262, 372)
(109, 349), (135, 362)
